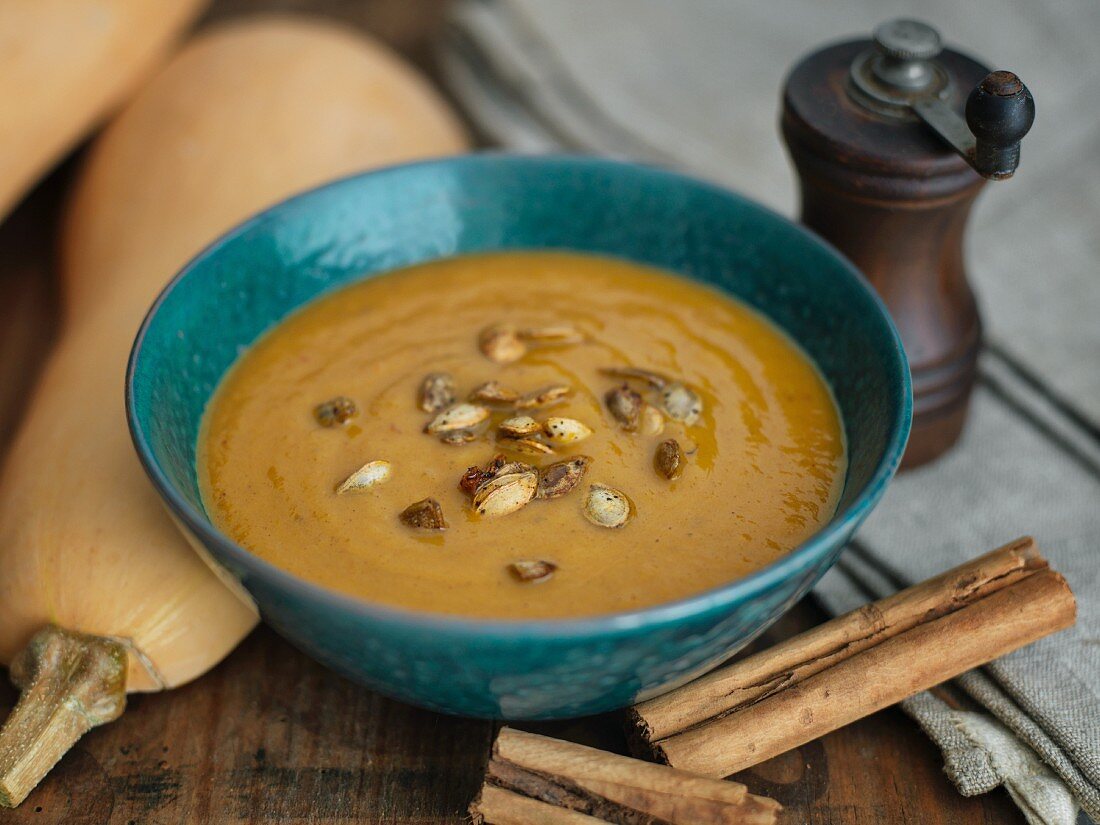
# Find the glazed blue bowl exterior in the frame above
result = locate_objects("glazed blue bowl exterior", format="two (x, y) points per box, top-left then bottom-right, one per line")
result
(127, 154), (910, 719)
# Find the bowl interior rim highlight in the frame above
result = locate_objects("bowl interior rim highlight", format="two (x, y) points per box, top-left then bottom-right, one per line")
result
(126, 153), (912, 639)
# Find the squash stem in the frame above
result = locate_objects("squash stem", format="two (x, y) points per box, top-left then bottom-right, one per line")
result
(0, 625), (127, 807)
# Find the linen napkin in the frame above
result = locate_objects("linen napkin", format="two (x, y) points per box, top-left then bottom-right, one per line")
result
(440, 2), (1100, 823)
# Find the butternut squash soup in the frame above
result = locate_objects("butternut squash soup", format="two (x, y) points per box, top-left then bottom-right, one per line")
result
(198, 252), (846, 618)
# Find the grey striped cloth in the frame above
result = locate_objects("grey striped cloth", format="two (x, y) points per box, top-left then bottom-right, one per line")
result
(440, 2), (1100, 823)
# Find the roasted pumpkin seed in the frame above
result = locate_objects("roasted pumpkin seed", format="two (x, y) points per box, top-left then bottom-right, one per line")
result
(484, 453), (508, 474)
(314, 396), (357, 427)
(640, 404), (666, 436)
(469, 380), (521, 406)
(472, 471), (538, 517)
(458, 461), (500, 495)
(399, 498), (447, 530)
(496, 463), (536, 484)
(518, 325), (584, 345)
(660, 382), (703, 425)
(335, 459), (392, 494)
(583, 484), (633, 528)
(506, 437), (555, 457)
(653, 439), (685, 480)
(515, 384), (573, 410)
(417, 372), (455, 413)
(600, 366), (670, 390)
(537, 456), (591, 499)
(439, 429), (478, 445)
(543, 417), (593, 444)
(509, 559), (558, 583)
(479, 323), (527, 364)
(605, 384), (643, 431)
(459, 455), (532, 496)
(499, 415), (543, 438)
(459, 465), (486, 496)
(425, 402), (490, 434)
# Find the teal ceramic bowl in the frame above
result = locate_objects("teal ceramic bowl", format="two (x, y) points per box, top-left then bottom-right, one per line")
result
(127, 154), (910, 720)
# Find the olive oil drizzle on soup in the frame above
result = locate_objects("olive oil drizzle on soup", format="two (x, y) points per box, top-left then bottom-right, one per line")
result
(198, 252), (846, 619)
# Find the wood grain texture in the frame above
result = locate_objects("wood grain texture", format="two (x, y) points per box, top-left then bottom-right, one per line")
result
(0, 0), (1025, 822)
(0, 615), (1025, 824)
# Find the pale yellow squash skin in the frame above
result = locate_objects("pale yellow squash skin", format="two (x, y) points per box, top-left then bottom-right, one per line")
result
(0, 16), (469, 693)
(62, 14), (469, 318)
(0, 0), (207, 221)
(0, 301), (252, 692)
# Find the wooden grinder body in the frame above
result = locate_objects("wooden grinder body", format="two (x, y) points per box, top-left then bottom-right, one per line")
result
(782, 40), (990, 468)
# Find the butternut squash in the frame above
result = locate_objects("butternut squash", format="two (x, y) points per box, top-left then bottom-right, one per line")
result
(0, 0), (207, 221)
(0, 15), (468, 807)
(62, 14), (468, 318)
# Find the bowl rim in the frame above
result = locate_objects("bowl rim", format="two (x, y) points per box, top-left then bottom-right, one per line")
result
(126, 152), (912, 640)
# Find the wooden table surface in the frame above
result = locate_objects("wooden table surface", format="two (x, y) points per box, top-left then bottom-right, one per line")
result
(0, 2), (1024, 823)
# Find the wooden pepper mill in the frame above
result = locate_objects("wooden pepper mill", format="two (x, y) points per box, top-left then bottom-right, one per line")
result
(781, 19), (1034, 468)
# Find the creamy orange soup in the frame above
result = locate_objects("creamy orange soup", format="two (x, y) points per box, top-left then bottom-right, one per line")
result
(198, 252), (845, 618)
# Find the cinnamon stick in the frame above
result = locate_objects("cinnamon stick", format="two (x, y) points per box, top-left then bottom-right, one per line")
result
(472, 785), (607, 825)
(632, 536), (1044, 742)
(469, 727), (780, 824)
(630, 538), (1075, 779)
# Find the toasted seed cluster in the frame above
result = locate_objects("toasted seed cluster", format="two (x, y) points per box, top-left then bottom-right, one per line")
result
(458, 450), (593, 525)
(601, 366), (702, 427)
(321, 329), (706, 576)
(414, 363), (595, 463)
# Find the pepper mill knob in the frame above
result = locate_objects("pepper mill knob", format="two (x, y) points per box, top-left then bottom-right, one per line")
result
(871, 19), (942, 87)
(966, 71), (1036, 179)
